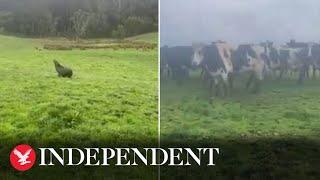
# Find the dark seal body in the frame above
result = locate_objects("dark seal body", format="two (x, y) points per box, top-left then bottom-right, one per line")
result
(53, 60), (73, 78)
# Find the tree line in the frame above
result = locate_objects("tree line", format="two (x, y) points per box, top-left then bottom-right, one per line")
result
(0, 0), (158, 38)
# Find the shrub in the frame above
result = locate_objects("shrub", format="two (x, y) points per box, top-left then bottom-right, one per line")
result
(122, 16), (153, 36)
(111, 24), (126, 39)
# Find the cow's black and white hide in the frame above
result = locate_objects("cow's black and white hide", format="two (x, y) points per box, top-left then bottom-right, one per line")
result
(246, 42), (312, 83)
(260, 42), (282, 78)
(232, 44), (266, 93)
(261, 43), (299, 80)
(161, 46), (192, 84)
(232, 44), (265, 93)
(309, 44), (320, 78)
(192, 42), (233, 97)
(277, 46), (311, 83)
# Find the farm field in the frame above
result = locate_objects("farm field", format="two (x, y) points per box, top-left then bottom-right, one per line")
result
(0, 33), (158, 144)
(0, 33), (158, 179)
(126, 32), (158, 43)
(161, 74), (320, 141)
(160, 72), (320, 179)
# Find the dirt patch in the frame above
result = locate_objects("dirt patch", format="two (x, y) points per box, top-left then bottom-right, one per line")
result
(43, 41), (156, 51)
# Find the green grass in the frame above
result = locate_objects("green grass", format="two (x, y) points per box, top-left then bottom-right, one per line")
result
(0, 34), (158, 144)
(160, 72), (320, 179)
(0, 33), (158, 178)
(161, 73), (320, 141)
(126, 32), (158, 43)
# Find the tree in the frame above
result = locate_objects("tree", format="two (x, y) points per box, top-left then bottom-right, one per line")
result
(70, 9), (92, 39)
(122, 16), (153, 36)
(0, 0), (158, 38)
(112, 24), (126, 39)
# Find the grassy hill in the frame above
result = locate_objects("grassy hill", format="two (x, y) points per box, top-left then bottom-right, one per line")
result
(0, 33), (158, 168)
(0, 34), (158, 178)
(126, 32), (158, 43)
(0, 34), (158, 143)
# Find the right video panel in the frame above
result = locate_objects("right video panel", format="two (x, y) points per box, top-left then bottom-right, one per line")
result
(160, 0), (320, 179)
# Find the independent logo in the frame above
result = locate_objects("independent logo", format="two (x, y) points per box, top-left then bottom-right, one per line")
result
(10, 144), (36, 171)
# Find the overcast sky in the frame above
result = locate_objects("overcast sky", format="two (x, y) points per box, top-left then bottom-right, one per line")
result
(160, 0), (320, 46)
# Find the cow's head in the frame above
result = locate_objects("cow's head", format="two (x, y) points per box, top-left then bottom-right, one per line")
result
(191, 43), (205, 66)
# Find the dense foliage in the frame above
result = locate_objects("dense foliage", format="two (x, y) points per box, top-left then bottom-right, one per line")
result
(0, 0), (158, 38)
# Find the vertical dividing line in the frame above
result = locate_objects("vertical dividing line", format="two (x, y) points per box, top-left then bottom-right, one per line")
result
(157, 1), (161, 180)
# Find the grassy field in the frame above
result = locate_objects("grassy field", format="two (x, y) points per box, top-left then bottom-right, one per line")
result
(160, 72), (320, 179)
(161, 75), (320, 141)
(0, 33), (158, 144)
(125, 32), (158, 43)
(0, 33), (158, 179)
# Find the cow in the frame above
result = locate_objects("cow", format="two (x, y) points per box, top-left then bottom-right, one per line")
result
(160, 46), (192, 84)
(191, 41), (234, 97)
(231, 44), (265, 93)
(276, 45), (311, 83)
(309, 44), (320, 78)
(260, 41), (313, 83)
(260, 42), (282, 78)
(260, 42), (296, 80)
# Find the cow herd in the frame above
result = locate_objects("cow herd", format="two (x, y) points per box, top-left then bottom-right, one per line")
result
(161, 40), (320, 97)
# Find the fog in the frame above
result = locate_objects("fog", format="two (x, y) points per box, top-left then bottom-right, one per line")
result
(160, 0), (320, 46)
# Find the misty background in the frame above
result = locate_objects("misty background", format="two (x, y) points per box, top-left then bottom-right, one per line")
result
(160, 0), (320, 46)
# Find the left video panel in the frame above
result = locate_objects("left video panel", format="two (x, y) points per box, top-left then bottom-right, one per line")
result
(0, 0), (158, 179)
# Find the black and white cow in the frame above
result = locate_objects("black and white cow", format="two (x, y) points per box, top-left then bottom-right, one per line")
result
(276, 45), (312, 83)
(260, 42), (313, 83)
(278, 47), (303, 78)
(260, 42), (282, 77)
(191, 42), (234, 96)
(232, 44), (265, 92)
(192, 42), (268, 94)
(309, 44), (320, 78)
(160, 46), (192, 84)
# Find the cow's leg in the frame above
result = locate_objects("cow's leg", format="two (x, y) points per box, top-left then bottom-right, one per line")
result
(290, 69), (296, 79)
(298, 65), (307, 84)
(208, 78), (213, 98)
(313, 64), (317, 79)
(209, 78), (218, 97)
(246, 72), (254, 90)
(252, 70), (263, 93)
(268, 69), (274, 80)
(220, 74), (229, 97)
(252, 74), (261, 93)
(215, 76), (222, 97)
(200, 68), (205, 79)
(279, 68), (285, 80)
(222, 82), (226, 97)
(305, 65), (310, 79)
(228, 73), (233, 91)
(203, 71), (210, 87)
(215, 78), (221, 97)
(275, 69), (280, 79)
